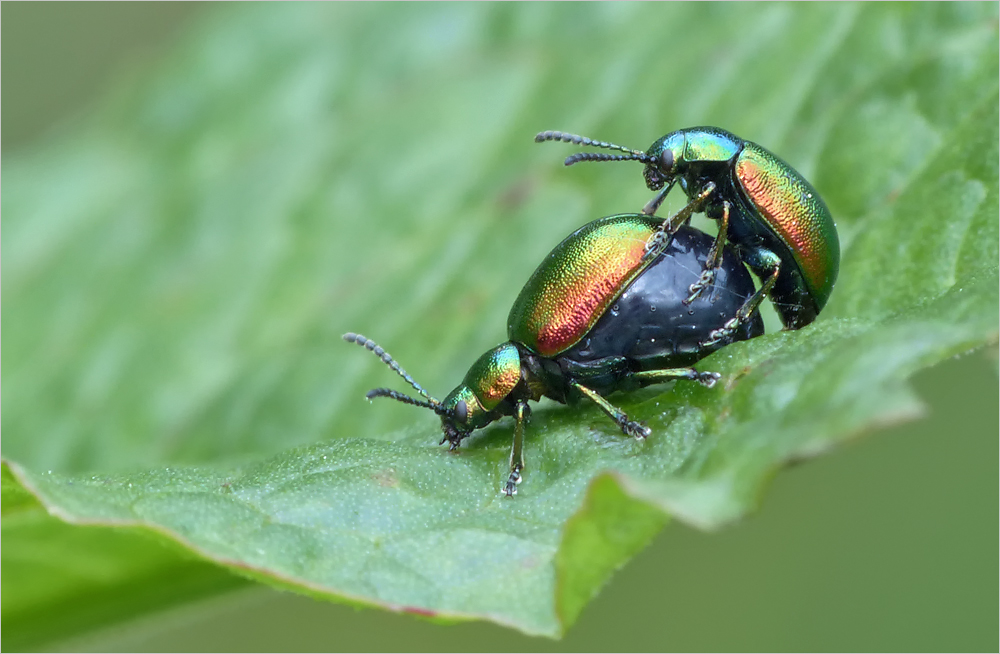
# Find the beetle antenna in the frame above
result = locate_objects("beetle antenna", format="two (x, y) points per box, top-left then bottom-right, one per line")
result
(343, 333), (441, 405)
(564, 151), (655, 166)
(365, 388), (454, 417)
(535, 130), (648, 157)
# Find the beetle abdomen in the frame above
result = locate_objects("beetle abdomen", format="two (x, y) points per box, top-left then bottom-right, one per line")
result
(560, 225), (763, 368)
(507, 214), (662, 358)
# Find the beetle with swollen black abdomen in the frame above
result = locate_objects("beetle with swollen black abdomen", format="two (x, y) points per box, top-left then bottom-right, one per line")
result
(345, 215), (763, 496)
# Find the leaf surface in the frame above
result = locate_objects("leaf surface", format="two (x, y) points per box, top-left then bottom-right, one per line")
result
(3, 2), (998, 644)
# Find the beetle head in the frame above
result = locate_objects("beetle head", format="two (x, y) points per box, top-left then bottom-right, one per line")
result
(344, 334), (522, 448)
(642, 132), (685, 191)
(438, 385), (489, 444)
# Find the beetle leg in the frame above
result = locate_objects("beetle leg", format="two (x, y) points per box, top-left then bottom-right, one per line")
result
(684, 201), (731, 305)
(503, 401), (530, 496)
(643, 182), (717, 262)
(640, 178), (675, 216)
(702, 248), (780, 347)
(570, 382), (651, 439)
(632, 367), (721, 388)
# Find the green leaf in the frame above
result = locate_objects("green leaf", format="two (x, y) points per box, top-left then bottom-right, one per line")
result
(1, 466), (248, 651)
(3, 2), (998, 646)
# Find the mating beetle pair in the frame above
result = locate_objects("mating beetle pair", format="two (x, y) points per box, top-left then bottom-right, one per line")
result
(535, 126), (840, 333)
(346, 127), (839, 496)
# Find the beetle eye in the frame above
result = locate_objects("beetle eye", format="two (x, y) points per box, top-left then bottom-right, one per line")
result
(455, 400), (468, 424)
(659, 148), (674, 172)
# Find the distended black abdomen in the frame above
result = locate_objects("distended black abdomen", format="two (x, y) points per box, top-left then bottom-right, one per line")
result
(561, 225), (764, 368)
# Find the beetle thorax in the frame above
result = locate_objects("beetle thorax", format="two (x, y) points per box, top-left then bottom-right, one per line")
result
(440, 342), (522, 433)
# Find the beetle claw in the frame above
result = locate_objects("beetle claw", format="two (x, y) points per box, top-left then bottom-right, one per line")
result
(701, 316), (741, 348)
(684, 269), (717, 305)
(696, 371), (722, 388)
(643, 232), (669, 261)
(503, 469), (522, 496)
(622, 420), (651, 440)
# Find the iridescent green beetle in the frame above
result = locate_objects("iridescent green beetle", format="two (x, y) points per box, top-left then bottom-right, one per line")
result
(536, 127), (840, 338)
(346, 217), (763, 496)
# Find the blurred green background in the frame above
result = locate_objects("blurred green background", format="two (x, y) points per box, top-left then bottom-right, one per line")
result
(2, 3), (997, 651)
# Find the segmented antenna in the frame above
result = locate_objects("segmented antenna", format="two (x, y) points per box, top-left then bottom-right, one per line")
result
(365, 388), (453, 417)
(565, 151), (655, 166)
(535, 130), (654, 167)
(535, 130), (645, 155)
(343, 332), (440, 405)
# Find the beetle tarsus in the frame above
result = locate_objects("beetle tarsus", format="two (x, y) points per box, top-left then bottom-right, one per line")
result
(503, 465), (523, 496)
(642, 231), (672, 262)
(695, 371), (722, 388)
(503, 402), (529, 496)
(704, 249), (780, 348)
(644, 182), (716, 261)
(701, 318), (741, 348)
(622, 419), (652, 440)
(685, 201), (730, 305)
(684, 268), (717, 304)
